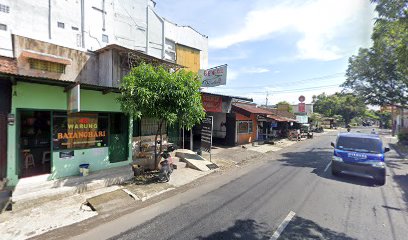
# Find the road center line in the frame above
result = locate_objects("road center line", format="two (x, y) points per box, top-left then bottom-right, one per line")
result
(324, 161), (332, 172)
(270, 211), (296, 240)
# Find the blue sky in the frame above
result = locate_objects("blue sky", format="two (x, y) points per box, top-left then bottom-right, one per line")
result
(155, 0), (376, 105)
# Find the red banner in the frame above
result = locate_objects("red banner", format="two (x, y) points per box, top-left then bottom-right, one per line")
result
(298, 103), (306, 112)
(202, 94), (222, 112)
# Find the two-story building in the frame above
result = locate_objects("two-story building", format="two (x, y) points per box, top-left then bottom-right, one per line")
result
(0, 1), (208, 186)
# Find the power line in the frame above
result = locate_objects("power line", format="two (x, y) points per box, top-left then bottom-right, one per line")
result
(249, 83), (341, 94)
(218, 72), (345, 90)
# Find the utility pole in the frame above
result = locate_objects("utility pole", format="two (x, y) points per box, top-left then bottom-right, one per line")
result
(265, 91), (269, 106)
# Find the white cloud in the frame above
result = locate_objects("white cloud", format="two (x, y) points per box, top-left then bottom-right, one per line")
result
(242, 67), (270, 73)
(227, 69), (239, 81)
(209, 0), (372, 61)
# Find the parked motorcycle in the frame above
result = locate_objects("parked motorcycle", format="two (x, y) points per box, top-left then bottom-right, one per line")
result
(158, 149), (175, 182)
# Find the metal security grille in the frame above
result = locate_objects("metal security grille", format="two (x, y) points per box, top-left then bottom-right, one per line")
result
(141, 118), (167, 136)
(29, 59), (66, 73)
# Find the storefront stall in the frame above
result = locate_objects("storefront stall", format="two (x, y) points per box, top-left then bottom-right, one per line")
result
(6, 80), (132, 186)
(232, 103), (271, 145)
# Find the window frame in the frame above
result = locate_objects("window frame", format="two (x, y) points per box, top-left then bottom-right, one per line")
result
(238, 120), (253, 134)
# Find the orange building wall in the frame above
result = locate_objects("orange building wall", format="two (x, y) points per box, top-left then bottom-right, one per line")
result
(236, 113), (257, 145)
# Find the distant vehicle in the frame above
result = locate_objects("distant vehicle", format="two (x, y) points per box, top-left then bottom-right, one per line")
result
(330, 133), (389, 185)
(301, 124), (313, 138)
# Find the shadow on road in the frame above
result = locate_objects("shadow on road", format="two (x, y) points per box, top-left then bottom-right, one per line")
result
(279, 216), (357, 240)
(196, 219), (272, 240)
(277, 148), (378, 187)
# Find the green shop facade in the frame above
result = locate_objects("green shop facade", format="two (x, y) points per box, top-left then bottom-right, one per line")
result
(6, 78), (133, 186)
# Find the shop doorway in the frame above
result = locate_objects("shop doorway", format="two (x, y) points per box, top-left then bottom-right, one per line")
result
(19, 110), (51, 178)
(109, 113), (129, 163)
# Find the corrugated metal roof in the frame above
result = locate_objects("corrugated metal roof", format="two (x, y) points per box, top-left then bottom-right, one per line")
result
(232, 103), (272, 115)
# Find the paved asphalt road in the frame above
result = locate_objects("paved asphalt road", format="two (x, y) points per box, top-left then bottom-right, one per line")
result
(79, 129), (408, 240)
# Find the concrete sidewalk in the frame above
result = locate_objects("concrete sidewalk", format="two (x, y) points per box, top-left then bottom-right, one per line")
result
(11, 165), (134, 211)
(0, 159), (213, 240)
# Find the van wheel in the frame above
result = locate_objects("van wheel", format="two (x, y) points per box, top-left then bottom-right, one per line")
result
(375, 176), (386, 186)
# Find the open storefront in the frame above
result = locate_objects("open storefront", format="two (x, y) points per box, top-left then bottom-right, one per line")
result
(7, 81), (132, 186)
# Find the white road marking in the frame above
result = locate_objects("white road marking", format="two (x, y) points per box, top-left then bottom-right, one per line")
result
(324, 161), (332, 172)
(270, 211), (296, 240)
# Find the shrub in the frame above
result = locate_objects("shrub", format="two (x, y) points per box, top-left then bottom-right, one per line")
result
(398, 128), (408, 144)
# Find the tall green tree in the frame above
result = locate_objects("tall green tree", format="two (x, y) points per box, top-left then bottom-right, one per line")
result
(372, 0), (408, 76)
(276, 101), (293, 112)
(313, 92), (367, 125)
(343, 0), (408, 107)
(118, 62), (205, 167)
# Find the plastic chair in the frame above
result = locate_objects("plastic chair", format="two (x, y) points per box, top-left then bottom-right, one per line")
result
(42, 151), (51, 164)
(25, 154), (35, 168)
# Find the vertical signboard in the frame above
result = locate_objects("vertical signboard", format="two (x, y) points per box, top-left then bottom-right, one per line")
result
(68, 83), (80, 113)
(201, 116), (213, 154)
(298, 103), (306, 112)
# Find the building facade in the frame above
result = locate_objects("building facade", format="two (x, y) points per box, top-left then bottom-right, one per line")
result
(0, 1), (208, 186)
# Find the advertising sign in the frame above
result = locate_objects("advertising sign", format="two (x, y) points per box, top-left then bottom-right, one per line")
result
(68, 83), (80, 113)
(296, 115), (308, 124)
(199, 64), (227, 87)
(202, 94), (222, 112)
(201, 116), (213, 153)
(53, 113), (108, 150)
(298, 103), (306, 112)
(59, 151), (74, 159)
(271, 121), (278, 128)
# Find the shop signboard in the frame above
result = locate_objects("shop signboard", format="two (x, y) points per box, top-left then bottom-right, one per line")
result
(199, 64), (227, 87)
(59, 151), (74, 159)
(201, 116), (213, 153)
(296, 115), (308, 124)
(53, 113), (108, 150)
(271, 121), (278, 128)
(68, 83), (80, 113)
(202, 94), (222, 112)
(298, 103), (306, 112)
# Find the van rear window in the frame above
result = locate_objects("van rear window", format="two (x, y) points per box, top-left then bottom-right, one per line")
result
(336, 136), (382, 154)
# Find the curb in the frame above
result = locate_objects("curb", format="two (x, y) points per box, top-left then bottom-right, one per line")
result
(389, 144), (407, 159)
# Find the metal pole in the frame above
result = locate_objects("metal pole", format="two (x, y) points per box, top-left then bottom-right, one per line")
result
(182, 127), (184, 149)
(190, 129), (193, 150)
(48, 0), (51, 39)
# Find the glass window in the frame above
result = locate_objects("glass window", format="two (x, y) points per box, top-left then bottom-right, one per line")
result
(29, 59), (66, 73)
(336, 136), (382, 154)
(238, 121), (253, 134)
(57, 22), (65, 29)
(238, 121), (248, 134)
(53, 112), (108, 150)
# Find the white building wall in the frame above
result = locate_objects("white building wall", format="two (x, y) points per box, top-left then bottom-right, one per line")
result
(147, 7), (164, 59)
(164, 20), (208, 69)
(0, 0), (207, 65)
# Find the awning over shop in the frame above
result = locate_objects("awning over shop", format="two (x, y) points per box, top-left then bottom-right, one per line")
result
(266, 114), (287, 122)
